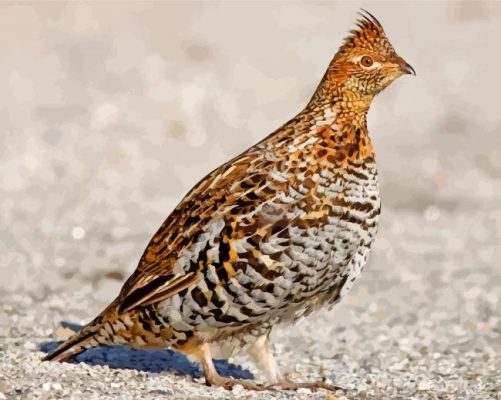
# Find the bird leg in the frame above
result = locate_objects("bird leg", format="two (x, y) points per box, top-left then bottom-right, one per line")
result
(247, 334), (282, 382)
(248, 335), (341, 392)
(191, 342), (265, 391)
(189, 340), (340, 392)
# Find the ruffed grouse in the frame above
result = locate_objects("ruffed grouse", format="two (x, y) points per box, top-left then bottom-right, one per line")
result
(43, 10), (414, 391)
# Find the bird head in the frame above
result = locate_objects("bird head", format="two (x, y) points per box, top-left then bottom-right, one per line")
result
(328, 10), (415, 97)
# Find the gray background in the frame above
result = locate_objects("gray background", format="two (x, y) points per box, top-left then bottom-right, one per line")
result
(0, 1), (500, 399)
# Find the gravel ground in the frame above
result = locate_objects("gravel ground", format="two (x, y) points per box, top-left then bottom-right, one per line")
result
(1, 2), (501, 400)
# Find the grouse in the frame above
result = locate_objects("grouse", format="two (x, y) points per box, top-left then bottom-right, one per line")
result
(43, 10), (414, 391)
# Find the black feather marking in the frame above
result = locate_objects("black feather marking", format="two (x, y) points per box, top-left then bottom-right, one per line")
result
(118, 275), (172, 313)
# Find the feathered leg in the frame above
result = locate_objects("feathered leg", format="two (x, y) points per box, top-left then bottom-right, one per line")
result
(247, 334), (282, 382)
(248, 334), (341, 392)
(189, 342), (264, 391)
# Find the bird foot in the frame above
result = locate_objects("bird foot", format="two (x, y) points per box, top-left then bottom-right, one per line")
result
(205, 375), (266, 391)
(204, 375), (340, 393)
(267, 378), (341, 392)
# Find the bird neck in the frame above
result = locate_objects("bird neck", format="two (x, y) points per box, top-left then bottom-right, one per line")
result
(301, 97), (371, 138)
(307, 67), (375, 129)
(262, 82), (375, 159)
(283, 84), (376, 161)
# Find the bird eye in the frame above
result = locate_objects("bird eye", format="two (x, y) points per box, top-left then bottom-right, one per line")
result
(360, 56), (374, 68)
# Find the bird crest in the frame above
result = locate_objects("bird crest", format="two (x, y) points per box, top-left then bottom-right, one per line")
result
(335, 9), (395, 61)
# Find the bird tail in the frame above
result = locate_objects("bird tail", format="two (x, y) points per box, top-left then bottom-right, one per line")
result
(42, 303), (122, 362)
(42, 323), (102, 362)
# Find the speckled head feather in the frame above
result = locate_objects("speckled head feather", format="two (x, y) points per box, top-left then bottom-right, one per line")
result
(317, 9), (415, 98)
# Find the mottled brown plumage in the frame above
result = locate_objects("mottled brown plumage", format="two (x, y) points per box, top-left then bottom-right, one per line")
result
(43, 10), (414, 391)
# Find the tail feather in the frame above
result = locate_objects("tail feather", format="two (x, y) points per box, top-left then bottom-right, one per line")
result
(42, 323), (104, 362)
(42, 299), (128, 362)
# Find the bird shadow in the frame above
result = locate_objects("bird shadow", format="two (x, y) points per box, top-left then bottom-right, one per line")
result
(39, 321), (253, 380)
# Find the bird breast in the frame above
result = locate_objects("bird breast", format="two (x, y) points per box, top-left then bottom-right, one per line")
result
(156, 123), (381, 343)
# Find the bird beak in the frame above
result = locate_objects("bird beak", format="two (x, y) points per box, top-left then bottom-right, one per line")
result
(398, 58), (416, 76)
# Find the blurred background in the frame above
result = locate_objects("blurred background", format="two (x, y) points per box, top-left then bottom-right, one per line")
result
(1, 1), (500, 398)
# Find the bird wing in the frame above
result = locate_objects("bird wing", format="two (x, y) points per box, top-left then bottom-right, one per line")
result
(116, 144), (301, 314)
